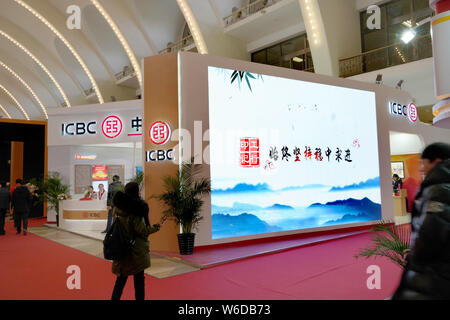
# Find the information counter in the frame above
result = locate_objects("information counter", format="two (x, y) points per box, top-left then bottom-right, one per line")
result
(59, 199), (107, 232)
(393, 189), (408, 216)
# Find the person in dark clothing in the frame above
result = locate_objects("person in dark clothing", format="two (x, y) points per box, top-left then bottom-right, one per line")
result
(11, 180), (32, 236)
(392, 174), (403, 192)
(110, 182), (165, 300)
(11, 178), (21, 228)
(0, 182), (11, 235)
(392, 142), (450, 300)
(102, 175), (124, 233)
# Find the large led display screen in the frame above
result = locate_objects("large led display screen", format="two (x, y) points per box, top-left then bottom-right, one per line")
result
(208, 67), (381, 240)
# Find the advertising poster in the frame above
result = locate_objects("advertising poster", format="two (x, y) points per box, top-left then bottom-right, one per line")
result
(92, 165), (108, 181)
(208, 67), (381, 240)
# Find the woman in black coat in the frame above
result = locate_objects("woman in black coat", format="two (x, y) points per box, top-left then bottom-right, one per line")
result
(392, 143), (450, 300)
(110, 182), (165, 300)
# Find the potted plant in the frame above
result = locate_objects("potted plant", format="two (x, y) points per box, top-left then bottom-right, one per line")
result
(153, 160), (211, 255)
(355, 220), (411, 268)
(37, 172), (71, 227)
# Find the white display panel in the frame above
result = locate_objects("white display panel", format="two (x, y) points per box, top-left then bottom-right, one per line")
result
(208, 67), (381, 240)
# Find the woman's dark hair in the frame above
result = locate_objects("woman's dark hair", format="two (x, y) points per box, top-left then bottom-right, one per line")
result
(393, 174), (399, 179)
(124, 182), (140, 199)
(421, 143), (450, 162)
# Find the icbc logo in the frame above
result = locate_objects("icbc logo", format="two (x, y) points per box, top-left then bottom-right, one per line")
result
(408, 103), (418, 123)
(240, 138), (260, 168)
(150, 121), (171, 145)
(102, 116), (123, 139)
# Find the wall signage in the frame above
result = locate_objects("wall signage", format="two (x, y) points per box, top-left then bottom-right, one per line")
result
(75, 154), (97, 160)
(62, 121), (97, 136)
(59, 115), (142, 139)
(149, 121), (171, 145)
(145, 149), (175, 162)
(102, 115), (123, 138)
(389, 101), (418, 123)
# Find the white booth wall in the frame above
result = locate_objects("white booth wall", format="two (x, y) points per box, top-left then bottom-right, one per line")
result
(46, 100), (143, 223)
(176, 52), (450, 247)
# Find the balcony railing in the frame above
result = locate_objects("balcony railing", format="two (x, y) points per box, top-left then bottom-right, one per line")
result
(159, 35), (195, 54)
(115, 66), (135, 81)
(223, 0), (281, 26)
(339, 34), (432, 78)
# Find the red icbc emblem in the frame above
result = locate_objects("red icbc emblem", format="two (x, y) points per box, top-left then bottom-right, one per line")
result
(240, 138), (260, 168)
(102, 116), (123, 139)
(408, 103), (418, 123)
(150, 121), (171, 145)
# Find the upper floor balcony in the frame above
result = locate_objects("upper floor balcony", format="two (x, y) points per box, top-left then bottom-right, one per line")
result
(339, 33), (432, 78)
(158, 35), (196, 55)
(223, 0), (283, 26)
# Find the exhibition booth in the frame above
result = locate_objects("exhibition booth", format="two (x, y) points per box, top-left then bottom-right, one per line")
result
(46, 100), (143, 232)
(143, 52), (450, 253)
(46, 52), (450, 252)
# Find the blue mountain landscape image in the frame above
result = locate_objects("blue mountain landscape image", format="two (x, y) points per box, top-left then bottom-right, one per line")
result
(211, 179), (382, 239)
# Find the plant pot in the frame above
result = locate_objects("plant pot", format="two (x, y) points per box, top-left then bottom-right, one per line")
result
(177, 233), (195, 255)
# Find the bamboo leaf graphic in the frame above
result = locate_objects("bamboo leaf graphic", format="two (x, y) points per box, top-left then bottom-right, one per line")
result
(245, 74), (252, 92)
(231, 72), (239, 84)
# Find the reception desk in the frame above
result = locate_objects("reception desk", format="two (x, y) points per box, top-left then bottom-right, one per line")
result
(59, 199), (107, 232)
(393, 189), (408, 216)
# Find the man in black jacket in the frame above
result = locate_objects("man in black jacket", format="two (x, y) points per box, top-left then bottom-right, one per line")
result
(0, 181), (11, 235)
(11, 180), (32, 236)
(392, 142), (450, 300)
(102, 175), (124, 233)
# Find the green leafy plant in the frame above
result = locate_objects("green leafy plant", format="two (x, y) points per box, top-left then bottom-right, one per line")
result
(37, 172), (71, 218)
(130, 171), (144, 190)
(355, 220), (411, 268)
(153, 159), (211, 234)
(230, 70), (262, 92)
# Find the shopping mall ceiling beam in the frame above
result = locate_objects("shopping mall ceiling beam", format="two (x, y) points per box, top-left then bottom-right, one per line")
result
(0, 29), (72, 108)
(0, 83), (30, 120)
(0, 60), (48, 119)
(13, 0), (104, 104)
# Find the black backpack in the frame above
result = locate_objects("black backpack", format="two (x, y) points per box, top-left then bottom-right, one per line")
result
(103, 216), (135, 261)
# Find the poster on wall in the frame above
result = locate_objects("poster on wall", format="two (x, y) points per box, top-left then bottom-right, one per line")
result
(391, 162), (405, 179)
(208, 67), (382, 240)
(92, 165), (108, 181)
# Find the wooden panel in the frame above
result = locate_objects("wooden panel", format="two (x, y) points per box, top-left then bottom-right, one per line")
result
(10, 141), (24, 186)
(63, 210), (108, 220)
(107, 165), (125, 184)
(144, 53), (180, 252)
(75, 165), (92, 194)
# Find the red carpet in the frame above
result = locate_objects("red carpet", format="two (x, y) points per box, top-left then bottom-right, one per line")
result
(0, 218), (404, 300)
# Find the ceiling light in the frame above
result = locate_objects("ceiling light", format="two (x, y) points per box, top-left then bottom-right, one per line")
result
(401, 29), (416, 44)
(0, 60), (48, 119)
(293, 57), (303, 63)
(90, 0), (142, 89)
(0, 103), (11, 118)
(0, 30), (71, 108)
(0, 84), (30, 120)
(14, 0), (104, 104)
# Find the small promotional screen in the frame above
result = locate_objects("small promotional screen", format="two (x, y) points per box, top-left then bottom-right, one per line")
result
(208, 66), (382, 240)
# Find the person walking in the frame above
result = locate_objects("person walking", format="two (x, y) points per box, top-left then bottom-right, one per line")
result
(11, 180), (32, 236)
(102, 175), (123, 233)
(392, 142), (450, 300)
(110, 182), (165, 300)
(0, 182), (11, 235)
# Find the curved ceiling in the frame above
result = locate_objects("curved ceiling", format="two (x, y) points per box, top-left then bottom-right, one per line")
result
(0, 0), (194, 121)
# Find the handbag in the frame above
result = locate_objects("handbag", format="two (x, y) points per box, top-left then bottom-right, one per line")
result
(103, 215), (135, 260)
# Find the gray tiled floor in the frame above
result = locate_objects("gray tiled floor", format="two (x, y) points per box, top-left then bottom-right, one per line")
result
(28, 226), (200, 279)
